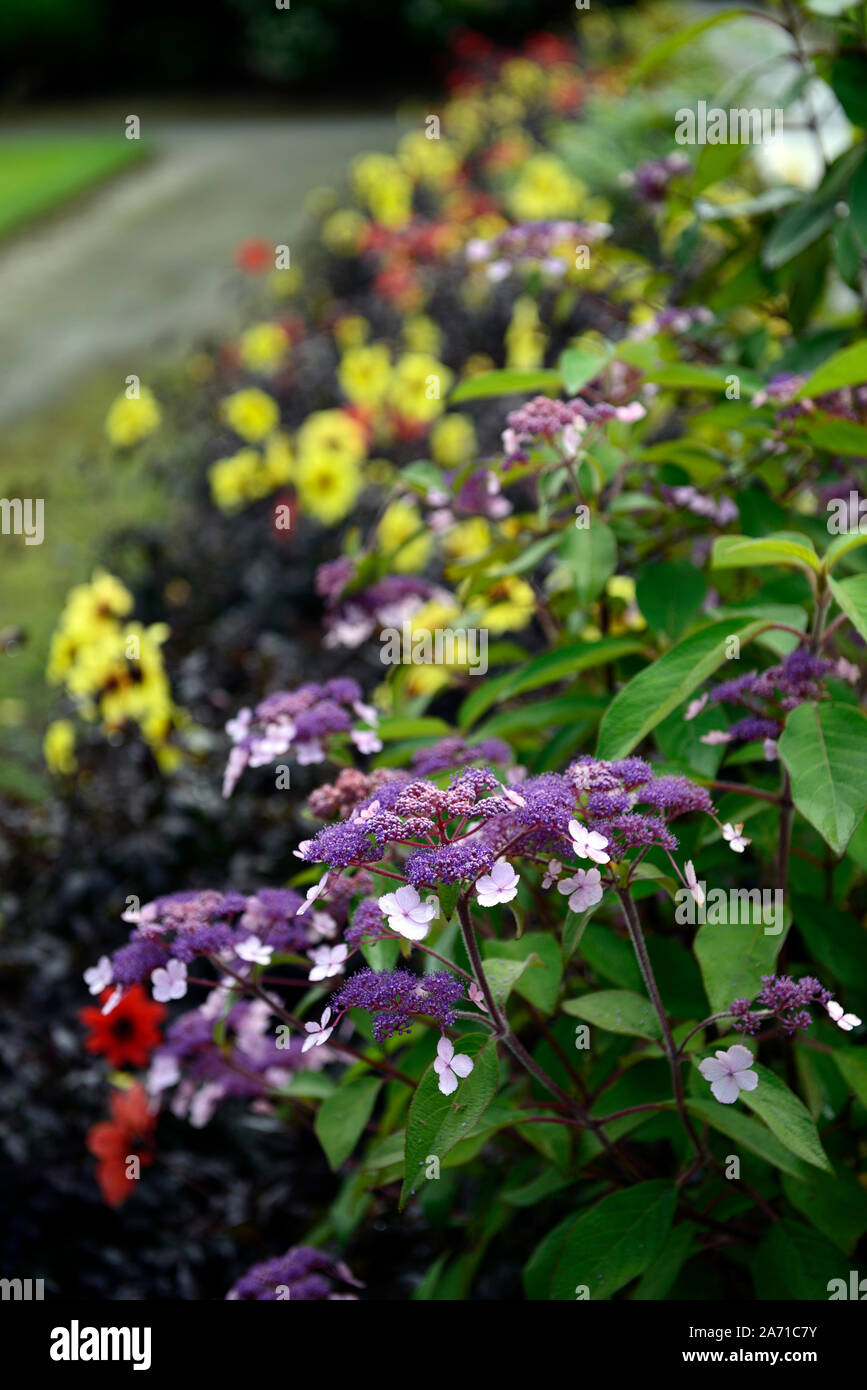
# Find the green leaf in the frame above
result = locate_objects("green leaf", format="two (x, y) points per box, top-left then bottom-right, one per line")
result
(562, 989), (661, 1040)
(824, 528), (867, 572)
(694, 910), (788, 1015)
(400, 1037), (498, 1207)
(741, 1063), (832, 1173)
(558, 521), (617, 607)
(762, 196), (836, 271)
(596, 617), (773, 759)
(829, 574), (867, 639)
(793, 894), (867, 990)
(629, 9), (745, 83)
(559, 340), (614, 393)
(833, 1047), (867, 1108)
(687, 1098), (810, 1181)
(376, 716), (452, 741)
(778, 701), (867, 855)
(481, 954), (543, 1009)
(314, 1076), (382, 1171)
(483, 934), (563, 1013)
(279, 1071), (338, 1100)
(636, 561), (707, 641)
(782, 1165), (867, 1254)
(450, 368), (562, 403)
(753, 1220), (845, 1300)
(804, 418), (867, 456)
(800, 338), (867, 397)
(831, 54), (867, 127)
(631, 1222), (698, 1300)
(549, 1181), (677, 1301)
(458, 635), (643, 730)
(562, 891), (610, 963)
(711, 532), (820, 574)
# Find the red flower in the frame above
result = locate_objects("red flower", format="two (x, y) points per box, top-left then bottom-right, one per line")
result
(79, 985), (166, 1068)
(87, 1084), (157, 1207)
(234, 237), (272, 274)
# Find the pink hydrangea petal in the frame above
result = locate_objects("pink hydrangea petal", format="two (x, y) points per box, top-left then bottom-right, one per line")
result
(710, 1075), (740, 1104)
(733, 1069), (758, 1091)
(450, 1054), (474, 1079)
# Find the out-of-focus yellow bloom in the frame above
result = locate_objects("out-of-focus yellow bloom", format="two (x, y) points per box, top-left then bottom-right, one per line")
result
(209, 449), (269, 511)
(404, 664), (451, 698)
(377, 500), (433, 573)
(239, 322), (290, 374)
(47, 569), (133, 683)
(46, 572), (185, 767)
(304, 186), (338, 218)
(338, 344), (392, 408)
(44, 719), (76, 775)
(268, 265), (302, 299)
(501, 58), (546, 100)
(296, 409), (367, 468)
(409, 596), (461, 634)
(388, 353), (453, 423)
(104, 387), (161, 447)
(352, 153), (412, 227)
(506, 296), (546, 370)
(462, 353), (496, 378)
(442, 517), (491, 565)
(295, 454), (363, 526)
(509, 154), (584, 220)
(489, 93), (524, 127)
(264, 432), (294, 486)
(397, 131), (460, 187)
(604, 574), (646, 634)
(334, 315), (370, 350)
(443, 97), (485, 150)
(221, 388), (280, 443)
(430, 414), (477, 468)
(481, 575), (536, 634)
(606, 575), (636, 604)
(403, 316), (443, 356)
(322, 209), (367, 255)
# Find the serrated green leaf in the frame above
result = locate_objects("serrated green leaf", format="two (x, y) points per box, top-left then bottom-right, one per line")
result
(778, 701), (867, 855)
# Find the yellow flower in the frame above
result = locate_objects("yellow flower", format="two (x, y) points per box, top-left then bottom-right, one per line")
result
(388, 353), (453, 423)
(44, 719), (76, 775)
(501, 58), (546, 100)
(338, 344), (392, 408)
(334, 315), (370, 350)
(104, 387), (161, 447)
(403, 316), (443, 355)
(221, 389), (280, 443)
(481, 575), (536, 634)
(430, 414), (477, 468)
(509, 154), (584, 220)
(506, 296), (547, 370)
(296, 409), (367, 468)
(239, 322), (290, 374)
(442, 517), (491, 565)
(397, 131), (460, 186)
(606, 576), (636, 604)
(377, 500), (433, 573)
(352, 153), (413, 227)
(264, 432), (294, 486)
(208, 449), (271, 511)
(404, 664), (451, 698)
(295, 454), (363, 526)
(410, 596), (461, 634)
(322, 209), (367, 255)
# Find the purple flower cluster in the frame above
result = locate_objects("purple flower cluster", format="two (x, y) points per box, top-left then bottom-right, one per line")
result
(321, 576), (444, 650)
(466, 218), (610, 281)
(730, 974), (831, 1036)
(752, 375), (867, 454)
(109, 887), (311, 986)
(410, 735), (511, 776)
(688, 648), (833, 757)
(330, 967), (465, 1042)
(502, 394), (645, 465)
(662, 483), (737, 526)
(620, 152), (690, 203)
(297, 757), (715, 904)
(223, 678), (381, 795)
(226, 1246), (363, 1300)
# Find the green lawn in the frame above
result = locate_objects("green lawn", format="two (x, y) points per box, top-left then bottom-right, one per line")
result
(0, 134), (147, 237)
